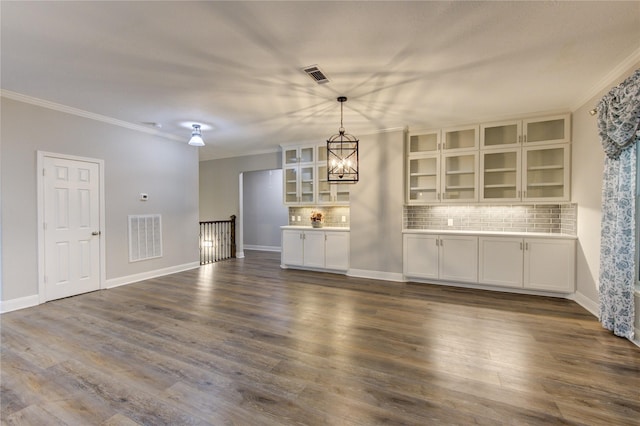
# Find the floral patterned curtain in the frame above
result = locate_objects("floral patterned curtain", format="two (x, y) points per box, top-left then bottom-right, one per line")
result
(598, 68), (640, 340)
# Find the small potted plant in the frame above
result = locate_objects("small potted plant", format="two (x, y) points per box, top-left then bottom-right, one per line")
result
(310, 211), (324, 228)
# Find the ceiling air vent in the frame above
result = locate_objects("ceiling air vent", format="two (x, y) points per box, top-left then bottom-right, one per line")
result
(302, 65), (329, 84)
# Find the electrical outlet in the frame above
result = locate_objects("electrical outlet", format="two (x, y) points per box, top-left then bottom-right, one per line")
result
(297, 216), (301, 222)
(448, 218), (453, 227)
(291, 215), (295, 222)
(341, 215), (346, 223)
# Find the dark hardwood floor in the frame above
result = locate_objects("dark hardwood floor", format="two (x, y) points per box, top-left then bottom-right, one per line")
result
(2, 250), (639, 425)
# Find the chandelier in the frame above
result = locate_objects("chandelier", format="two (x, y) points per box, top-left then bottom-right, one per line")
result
(327, 96), (359, 183)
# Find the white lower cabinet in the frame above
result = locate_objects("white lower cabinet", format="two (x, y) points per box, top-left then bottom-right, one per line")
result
(324, 232), (350, 271)
(405, 232), (576, 294)
(281, 228), (349, 272)
(479, 236), (575, 293)
(403, 234), (478, 283)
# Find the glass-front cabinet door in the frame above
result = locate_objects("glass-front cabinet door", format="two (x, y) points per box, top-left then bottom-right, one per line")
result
(407, 154), (440, 203)
(522, 145), (570, 202)
(523, 114), (570, 145)
(299, 165), (315, 204)
(442, 125), (479, 152)
(284, 166), (299, 204)
(282, 145), (316, 205)
(317, 163), (349, 205)
(441, 151), (478, 202)
(480, 120), (522, 149)
(480, 148), (521, 202)
(408, 130), (440, 154)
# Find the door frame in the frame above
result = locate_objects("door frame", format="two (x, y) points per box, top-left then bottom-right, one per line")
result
(37, 151), (106, 303)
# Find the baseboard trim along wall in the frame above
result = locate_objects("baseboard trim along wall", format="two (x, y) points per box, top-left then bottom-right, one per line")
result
(572, 291), (599, 318)
(243, 245), (281, 252)
(1, 262), (202, 314)
(347, 269), (406, 283)
(0, 294), (40, 314)
(105, 262), (200, 289)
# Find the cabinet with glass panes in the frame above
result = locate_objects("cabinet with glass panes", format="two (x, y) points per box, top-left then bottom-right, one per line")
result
(316, 144), (349, 205)
(480, 148), (521, 202)
(282, 144), (315, 205)
(442, 125), (479, 152)
(442, 151), (478, 202)
(480, 114), (570, 149)
(523, 145), (570, 202)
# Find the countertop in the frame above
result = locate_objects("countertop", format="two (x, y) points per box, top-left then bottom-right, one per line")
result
(281, 225), (350, 231)
(402, 229), (577, 239)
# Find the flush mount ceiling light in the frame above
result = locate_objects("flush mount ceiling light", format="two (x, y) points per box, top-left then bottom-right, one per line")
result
(188, 124), (205, 146)
(327, 96), (359, 183)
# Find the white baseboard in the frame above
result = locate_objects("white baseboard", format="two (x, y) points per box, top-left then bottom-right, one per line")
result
(105, 262), (200, 289)
(0, 294), (40, 314)
(571, 291), (599, 318)
(347, 269), (406, 282)
(243, 245), (281, 252)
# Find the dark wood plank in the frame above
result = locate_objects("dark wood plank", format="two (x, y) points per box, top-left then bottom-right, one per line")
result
(2, 250), (639, 425)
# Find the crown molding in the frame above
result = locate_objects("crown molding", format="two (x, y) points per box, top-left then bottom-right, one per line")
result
(0, 89), (184, 142)
(571, 47), (640, 111)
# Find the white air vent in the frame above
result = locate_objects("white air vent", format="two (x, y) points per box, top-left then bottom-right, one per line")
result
(128, 214), (162, 262)
(302, 65), (329, 84)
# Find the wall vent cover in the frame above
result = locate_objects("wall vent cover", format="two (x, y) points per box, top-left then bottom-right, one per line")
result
(302, 65), (329, 84)
(128, 214), (163, 262)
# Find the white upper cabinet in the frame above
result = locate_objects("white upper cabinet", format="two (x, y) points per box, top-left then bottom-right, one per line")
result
(408, 129), (441, 154)
(284, 145), (314, 165)
(441, 151), (479, 202)
(523, 114), (571, 145)
(480, 120), (522, 149)
(522, 144), (570, 202)
(481, 114), (570, 149)
(316, 143), (350, 205)
(442, 125), (479, 152)
(480, 148), (522, 202)
(282, 144), (316, 205)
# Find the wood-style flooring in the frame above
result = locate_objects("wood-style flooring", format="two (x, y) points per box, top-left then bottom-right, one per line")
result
(2, 250), (639, 425)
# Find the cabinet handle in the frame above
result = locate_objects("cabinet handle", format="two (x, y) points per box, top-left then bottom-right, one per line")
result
(520, 242), (523, 250)
(517, 190), (521, 198)
(525, 242), (529, 250)
(518, 135), (522, 143)
(523, 135), (527, 143)
(523, 191), (526, 199)
(435, 239), (439, 247)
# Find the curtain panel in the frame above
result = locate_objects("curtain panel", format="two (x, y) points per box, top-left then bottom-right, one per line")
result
(597, 69), (640, 340)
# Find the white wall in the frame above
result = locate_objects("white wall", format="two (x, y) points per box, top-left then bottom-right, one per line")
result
(242, 169), (288, 250)
(349, 130), (405, 280)
(1, 97), (199, 305)
(571, 62), (640, 331)
(199, 152), (280, 221)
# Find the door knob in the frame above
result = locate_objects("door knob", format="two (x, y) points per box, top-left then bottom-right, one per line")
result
(92, 231), (101, 236)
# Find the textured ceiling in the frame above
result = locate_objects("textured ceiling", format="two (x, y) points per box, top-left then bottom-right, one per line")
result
(2, 1), (639, 160)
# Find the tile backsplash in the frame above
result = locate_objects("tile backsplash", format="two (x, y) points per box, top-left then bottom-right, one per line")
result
(288, 206), (350, 227)
(404, 204), (577, 235)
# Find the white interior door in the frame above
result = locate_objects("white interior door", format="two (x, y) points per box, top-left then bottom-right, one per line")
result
(42, 155), (101, 301)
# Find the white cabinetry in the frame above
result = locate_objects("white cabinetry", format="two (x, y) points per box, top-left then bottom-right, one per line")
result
(478, 236), (575, 293)
(404, 232), (576, 295)
(282, 144), (350, 205)
(403, 234), (478, 283)
(523, 238), (575, 292)
(324, 232), (350, 271)
(522, 145), (570, 202)
(281, 229), (324, 268)
(283, 145), (315, 205)
(281, 228), (349, 272)
(480, 114), (570, 149)
(406, 129), (478, 204)
(408, 113), (571, 204)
